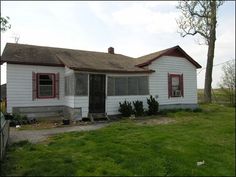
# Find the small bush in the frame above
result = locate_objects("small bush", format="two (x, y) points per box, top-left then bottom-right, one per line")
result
(3, 113), (14, 120)
(147, 96), (159, 115)
(119, 100), (133, 117)
(193, 107), (203, 112)
(12, 113), (28, 125)
(133, 100), (144, 116)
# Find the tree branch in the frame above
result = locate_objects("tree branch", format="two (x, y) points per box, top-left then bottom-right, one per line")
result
(186, 2), (208, 18)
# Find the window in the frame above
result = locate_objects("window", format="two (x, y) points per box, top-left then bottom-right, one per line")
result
(107, 76), (149, 96)
(107, 77), (115, 96)
(65, 73), (88, 96)
(168, 74), (184, 98)
(138, 76), (149, 95)
(128, 77), (138, 95)
(75, 73), (88, 96)
(115, 77), (128, 95)
(37, 73), (55, 98)
(65, 75), (75, 96)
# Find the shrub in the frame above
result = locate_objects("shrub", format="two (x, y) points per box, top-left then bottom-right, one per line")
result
(133, 100), (144, 116)
(12, 113), (28, 125)
(193, 107), (203, 112)
(147, 96), (159, 115)
(119, 100), (133, 117)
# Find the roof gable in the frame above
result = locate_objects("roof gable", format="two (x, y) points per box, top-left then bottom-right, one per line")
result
(135, 45), (202, 68)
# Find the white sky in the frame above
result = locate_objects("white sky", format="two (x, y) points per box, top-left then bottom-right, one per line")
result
(1, 1), (235, 88)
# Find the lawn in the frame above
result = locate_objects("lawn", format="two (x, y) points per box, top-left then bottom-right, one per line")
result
(198, 88), (234, 105)
(1, 104), (235, 176)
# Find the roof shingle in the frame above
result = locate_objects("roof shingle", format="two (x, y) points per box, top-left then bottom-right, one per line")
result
(1, 43), (201, 73)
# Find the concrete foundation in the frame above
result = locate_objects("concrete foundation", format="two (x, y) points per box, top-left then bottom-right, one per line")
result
(12, 103), (199, 121)
(63, 106), (82, 121)
(12, 105), (82, 121)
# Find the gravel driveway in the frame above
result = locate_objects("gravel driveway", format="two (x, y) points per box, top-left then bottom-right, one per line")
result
(9, 122), (110, 144)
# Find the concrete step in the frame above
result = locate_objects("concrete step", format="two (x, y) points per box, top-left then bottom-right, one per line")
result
(88, 113), (110, 122)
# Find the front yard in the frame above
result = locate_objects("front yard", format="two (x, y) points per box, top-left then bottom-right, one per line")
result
(1, 104), (235, 176)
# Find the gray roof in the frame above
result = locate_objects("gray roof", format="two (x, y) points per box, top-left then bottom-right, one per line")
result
(1, 43), (201, 73)
(1, 43), (153, 73)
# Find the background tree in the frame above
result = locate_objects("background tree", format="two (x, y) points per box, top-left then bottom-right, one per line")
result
(176, 0), (224, 103)
(218, 60), (235, 106)
(1, 16), (11, 32)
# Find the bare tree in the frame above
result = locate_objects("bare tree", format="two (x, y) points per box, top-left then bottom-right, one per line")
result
(12, 33), (20, 43)
(1, 16), (11, 32)
(176, 1), (224, 103)
(219, 60), (235, 106)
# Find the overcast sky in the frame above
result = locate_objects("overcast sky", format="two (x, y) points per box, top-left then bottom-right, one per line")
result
(1, 1), (235, 88)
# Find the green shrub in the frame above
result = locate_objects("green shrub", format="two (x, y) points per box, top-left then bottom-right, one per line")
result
(133, 100), (144, 116)
(119, 100), (133, 117)
(12, 113), (28, 125)
(147, 96), (159, 115)
(193, 107), (203, 112)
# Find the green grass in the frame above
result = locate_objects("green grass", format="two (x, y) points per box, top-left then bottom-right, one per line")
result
(198, 88), (234, 105)
(1, 104), (235, 176)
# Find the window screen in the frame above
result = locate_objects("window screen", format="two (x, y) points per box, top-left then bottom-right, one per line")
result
(115, 77), (128, 95)
(107, 77), (115, 96)
(65, 75), (75, 96)
(107, 76), (149, 96)
(138, 76), (149, 95)
(128, 77), (138, 95)
(75, 73), (88, 96)
(37, 74), (55, 98)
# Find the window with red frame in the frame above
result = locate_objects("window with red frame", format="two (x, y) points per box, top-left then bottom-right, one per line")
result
(168, 73), (184, 98)
(37, 73), (55, 98)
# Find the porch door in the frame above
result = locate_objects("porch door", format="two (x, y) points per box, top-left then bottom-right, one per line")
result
(89, 74), (106, 113)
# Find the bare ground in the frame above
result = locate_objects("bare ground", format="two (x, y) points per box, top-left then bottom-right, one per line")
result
(9, 122), (110, 144)
(134, 117), (175, 125)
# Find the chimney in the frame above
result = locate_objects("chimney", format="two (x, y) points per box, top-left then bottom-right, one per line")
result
(108, 47), (114, 54)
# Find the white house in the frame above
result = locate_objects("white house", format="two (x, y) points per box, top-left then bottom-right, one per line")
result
(1, 43), (201, 120)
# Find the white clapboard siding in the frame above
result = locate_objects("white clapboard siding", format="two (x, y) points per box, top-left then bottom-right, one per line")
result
(64, 96), (89, 117)
(149, 56), (198, 105)
(6, 55), (198, 116)
(65, 66), (74, 76)
(74, 96), (89, 117)
(64, 96), (74, 108)
(7, 64), (65, 113)
(106, 95), (149, 115)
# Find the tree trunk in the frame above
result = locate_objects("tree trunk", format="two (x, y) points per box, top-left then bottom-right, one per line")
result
(204, 1), (217, 103)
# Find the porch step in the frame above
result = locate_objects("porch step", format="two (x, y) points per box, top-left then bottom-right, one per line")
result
(88, 113), (110, 122)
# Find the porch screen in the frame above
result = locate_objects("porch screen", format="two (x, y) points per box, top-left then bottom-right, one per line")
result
(107, 76), (149, 96)
(75, 73), (88, 96)
(65, 75), (75, 96)
(65, 73), (88, 96)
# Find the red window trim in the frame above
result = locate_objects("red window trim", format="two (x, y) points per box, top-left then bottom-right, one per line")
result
(36, 73), (56, 99)
(169, 74), (184, 98)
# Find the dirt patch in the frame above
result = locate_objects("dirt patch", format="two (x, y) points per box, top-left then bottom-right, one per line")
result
(9, 122), (110, 144)
(17, 120), (96, 131)
(134, 117), (175, 126)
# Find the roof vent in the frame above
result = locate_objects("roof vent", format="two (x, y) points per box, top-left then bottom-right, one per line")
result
(108, 47), (114, 54)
